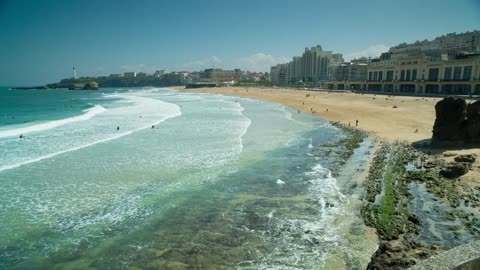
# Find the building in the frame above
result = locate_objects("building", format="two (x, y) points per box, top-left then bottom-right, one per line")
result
(200, 68), (242, 83)
(270, 64), (288, 84)
(153, 70), (165, 77)
(389, 30), (480, 55)
(123, 72), (136, 78)
(271, 45), (344, 84)
(364, 31), (480, 95)
(334, 62), (368, 82)
(366, 52), (480, 94)
(242, 71), (267, 81)
(301, 45), (334, 82)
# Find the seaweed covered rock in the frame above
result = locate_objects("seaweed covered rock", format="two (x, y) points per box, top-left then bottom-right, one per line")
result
(454, 154), (477, 163)
(440, 162), (470, 179)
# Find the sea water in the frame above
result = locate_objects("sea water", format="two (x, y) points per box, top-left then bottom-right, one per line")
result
(0, 87), (377, 269)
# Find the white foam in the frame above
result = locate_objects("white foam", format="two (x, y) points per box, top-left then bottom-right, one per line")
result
(0, 94), (181, 172)
(251, 163), (347, 268)
(280, 105), (309, 126)
(235, 102), (252, 153)
(0, 105), (107, 139)
(276, 179), (286, 185)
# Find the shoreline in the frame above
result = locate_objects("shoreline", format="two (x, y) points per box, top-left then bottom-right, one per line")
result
(174, 86), (480, 269)
(172, 86), (439, 144)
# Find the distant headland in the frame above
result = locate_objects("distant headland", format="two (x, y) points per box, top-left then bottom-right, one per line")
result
(13, 72), (187, 90)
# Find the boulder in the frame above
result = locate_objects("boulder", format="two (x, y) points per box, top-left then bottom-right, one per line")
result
(440, 162), (470, 178)
(432, 97), (467, 142)
(82, 81), (99, 90)
(454, 154), (477, 163)
(432, 98), (480, 145)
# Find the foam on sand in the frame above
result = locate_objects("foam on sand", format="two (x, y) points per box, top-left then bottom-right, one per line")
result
(0, 105), (107, 139)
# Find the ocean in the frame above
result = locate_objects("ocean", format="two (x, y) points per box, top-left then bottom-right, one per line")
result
(0, 87), (377, 269)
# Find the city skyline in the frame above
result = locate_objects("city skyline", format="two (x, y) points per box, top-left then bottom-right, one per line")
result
(1, 0), (479, 86)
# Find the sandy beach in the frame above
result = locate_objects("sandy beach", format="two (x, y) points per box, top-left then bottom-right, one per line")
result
(175, 86), (440, 144)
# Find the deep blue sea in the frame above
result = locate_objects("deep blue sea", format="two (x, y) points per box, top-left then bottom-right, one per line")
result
(0, 87), (377, 269)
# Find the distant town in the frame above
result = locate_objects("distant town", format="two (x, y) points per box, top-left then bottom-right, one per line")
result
(270, 30), (480, 95)
(31, 30), (479, 96)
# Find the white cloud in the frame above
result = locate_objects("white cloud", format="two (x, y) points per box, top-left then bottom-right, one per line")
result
(120, 64), (147, 72)
(235, 53), (289, 72)
(344, 45), (389, 61)
(177, 56), (222, 71)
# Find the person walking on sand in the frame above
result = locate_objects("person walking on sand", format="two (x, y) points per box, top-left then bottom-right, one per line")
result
(356, 120), (358, 127)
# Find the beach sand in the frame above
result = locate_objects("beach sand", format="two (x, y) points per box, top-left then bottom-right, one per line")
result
(174, 86), (438, 144)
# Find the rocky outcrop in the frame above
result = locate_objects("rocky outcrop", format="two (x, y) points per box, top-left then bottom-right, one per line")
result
(454, 154), (477, 163)
(432, 98), (480, 146)
(67, 81), (99, 90)
(82, 81), (99, 90)
(440, 162), (470, 178)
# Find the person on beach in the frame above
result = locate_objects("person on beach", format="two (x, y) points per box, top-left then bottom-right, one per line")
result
(356, 120), (358, 127)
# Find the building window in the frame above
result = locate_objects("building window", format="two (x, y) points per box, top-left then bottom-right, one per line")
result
(400, 70), (405, 81)
(369, 72), (373, 81)
(406, 70), (411, 81)
(374, 71), (378, 81)
(412, 69), (417, 81)
(463, 66), (472, 81)
(386, 71), (394, 81)
(378, 71), (383, 81)
(428, 68), (439, 81)
(453, 66), (462, 80)
(444, 67), (452, 81)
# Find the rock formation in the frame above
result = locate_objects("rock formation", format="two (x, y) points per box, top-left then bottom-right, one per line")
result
(432, 98), (480, 145)
(82, 81), (99, 90)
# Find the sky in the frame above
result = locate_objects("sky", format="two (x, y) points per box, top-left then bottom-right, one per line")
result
(0, 0), (479, 86)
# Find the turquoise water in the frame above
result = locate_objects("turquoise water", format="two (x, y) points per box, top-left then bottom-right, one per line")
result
(0, 87), (377, 269)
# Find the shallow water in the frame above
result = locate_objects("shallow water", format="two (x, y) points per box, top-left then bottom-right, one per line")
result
(0, 87), (377, 269)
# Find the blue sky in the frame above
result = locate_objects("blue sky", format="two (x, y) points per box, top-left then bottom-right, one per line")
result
(0, 0), (479, 86)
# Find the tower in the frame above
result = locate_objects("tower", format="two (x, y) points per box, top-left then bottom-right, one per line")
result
(73, 67), (77, 79)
